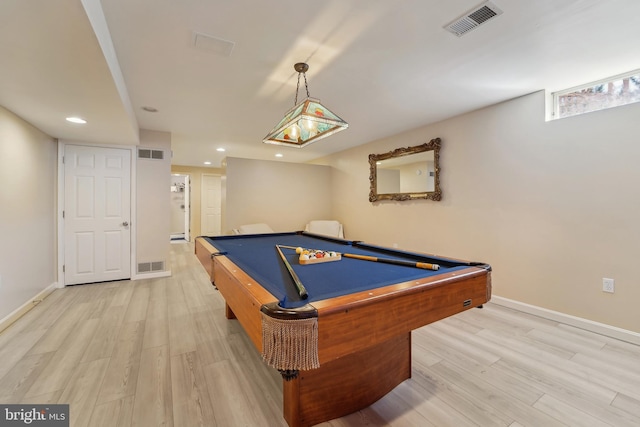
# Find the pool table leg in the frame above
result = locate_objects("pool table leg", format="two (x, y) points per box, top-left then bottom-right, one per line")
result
(225, 303), (236, 319)
(283, 333), (411, 427)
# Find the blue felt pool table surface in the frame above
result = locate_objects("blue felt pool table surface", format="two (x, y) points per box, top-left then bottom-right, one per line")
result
(203, 232), (483, 309)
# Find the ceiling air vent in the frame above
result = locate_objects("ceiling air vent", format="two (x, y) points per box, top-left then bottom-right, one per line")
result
(444, 1), (503, 37)
(193, 31), (235, 57)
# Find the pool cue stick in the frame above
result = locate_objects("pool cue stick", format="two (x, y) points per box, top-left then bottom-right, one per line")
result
(275, 245), (309, 299)
(343, 253), (440, 271)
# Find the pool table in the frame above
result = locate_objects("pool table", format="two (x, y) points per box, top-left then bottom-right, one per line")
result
(195, 232), (491, 427)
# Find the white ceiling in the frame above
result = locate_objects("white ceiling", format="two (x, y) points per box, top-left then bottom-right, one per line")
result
(2, 0), (640, 168)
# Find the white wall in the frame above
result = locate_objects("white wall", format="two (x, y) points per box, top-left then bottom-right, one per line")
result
(0, 106), (57, 320)
(224, 157), (333, 234)
(319, 91), (640, 333)
(136, 129), (171, 272)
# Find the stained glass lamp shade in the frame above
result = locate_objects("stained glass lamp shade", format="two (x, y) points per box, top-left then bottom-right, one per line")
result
(263, 63), (348, 148)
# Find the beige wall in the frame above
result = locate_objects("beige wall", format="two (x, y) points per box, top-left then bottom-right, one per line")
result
(0, 106), (57, 320)
(136, 130), (171, 270)
(318, 90), (640, 333)
(170, 165), (224, 239)
(224, 157), (333, 234)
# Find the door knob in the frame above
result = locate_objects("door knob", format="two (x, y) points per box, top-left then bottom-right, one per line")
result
(122, 221), (129, 227)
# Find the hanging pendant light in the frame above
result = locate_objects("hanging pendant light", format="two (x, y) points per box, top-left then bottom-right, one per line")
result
(263, 63), (348, 148)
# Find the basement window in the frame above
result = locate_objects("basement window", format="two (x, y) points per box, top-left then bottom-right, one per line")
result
(551, 69), (640, 119)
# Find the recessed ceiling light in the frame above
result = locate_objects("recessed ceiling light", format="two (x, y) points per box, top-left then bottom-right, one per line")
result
(275, 153), (283, 158)
(216, 148), (225, 152)
(141, 106), (158, 112)
(204, 161), (212, 165)
(66, 117), (87, 124)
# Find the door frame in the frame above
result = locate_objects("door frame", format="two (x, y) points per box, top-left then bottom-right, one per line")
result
(57, 141), (137, 287)
(170, 173), (191, 242)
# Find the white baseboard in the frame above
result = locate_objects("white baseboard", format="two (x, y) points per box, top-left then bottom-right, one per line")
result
(0, 282), (58, 334)
(132, 270), (171, 280)
(491, 295), (640, 346)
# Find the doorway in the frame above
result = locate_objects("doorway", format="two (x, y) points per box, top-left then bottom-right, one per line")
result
(170, 174), (190, 242)
(62, 144), (132, 285)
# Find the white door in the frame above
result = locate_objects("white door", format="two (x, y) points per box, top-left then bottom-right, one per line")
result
(201, 174), (221, 236)
(64, 145), (131, 285)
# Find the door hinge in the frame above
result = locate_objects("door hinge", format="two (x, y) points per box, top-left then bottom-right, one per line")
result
(62, 210), (65, 218)
(62, 265), (65, 272)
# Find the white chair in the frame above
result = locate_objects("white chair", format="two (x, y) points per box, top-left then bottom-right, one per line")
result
(234, 223), (275, 235)
(304, 220), (344, 238)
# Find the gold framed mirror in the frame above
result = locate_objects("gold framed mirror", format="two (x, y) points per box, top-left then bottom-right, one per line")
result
(369, 137), (441, 202)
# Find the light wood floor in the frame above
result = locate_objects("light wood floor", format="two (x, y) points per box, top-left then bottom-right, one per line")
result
(1, 242), (639, 427)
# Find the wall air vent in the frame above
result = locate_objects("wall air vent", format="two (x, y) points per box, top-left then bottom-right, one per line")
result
(137, 261), (165, 273)
(138, 148), (164, 160)
(444, 1), (503, 37)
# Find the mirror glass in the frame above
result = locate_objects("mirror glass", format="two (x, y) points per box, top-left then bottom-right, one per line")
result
(369, 138), (441, 202)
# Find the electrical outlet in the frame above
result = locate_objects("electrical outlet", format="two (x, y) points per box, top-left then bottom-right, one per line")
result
(603, 278), (615, 293)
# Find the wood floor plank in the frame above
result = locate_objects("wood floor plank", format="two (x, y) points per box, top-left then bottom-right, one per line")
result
(85, 287), (118, 320)
(420, 321), (502, 366)
(96, 320), (145, 404)
(109, 282), (135, 308)
(414, 330), (545, 407)
(203, 358), (275, 427)
(58, 358), (110, 427)
(167, 278), (190, 319)
(131, 345), (173, 427)
(27, 302), (94, 355)
(570, 352), (640, 401)
(123, 284), (150, 323)
(19, 390), (63, 405)
(89, 396), (135, 427)
(533, 393), (612, 427)
(145, 278), (169, 321)
(181, 277), (208, 313)
(0, 328), (47, 380)
(170, 351), (216, 427)
(0, 352), (54, 402)
(410, 365), (513, 426)
(168, 313), (197, 356)
(477, 327), (620, 404)
(82, 305), (127, 362)
(546, 389), (640, 427)
(25, 318), (100, 397)
(428, 360), (566, 427)
(143, 317), (169, 350)
(365, 388), (438, 427)
(411, 341), (442, 369)
(526, 325), (608, 355)
(612, 393), (640, 418)
(390, 379), (477, 427)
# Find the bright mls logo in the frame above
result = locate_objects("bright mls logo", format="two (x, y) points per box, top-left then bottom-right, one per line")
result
(1, 405), (69, 426)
